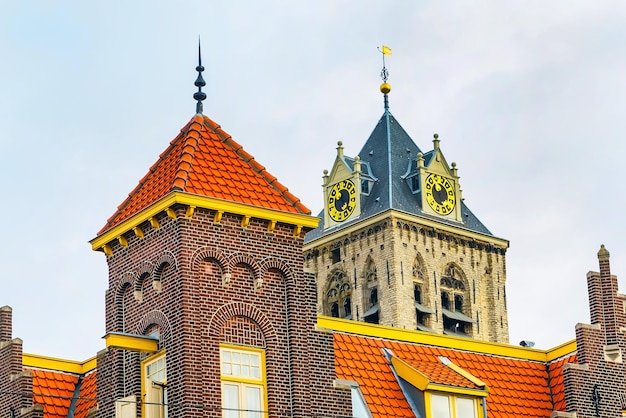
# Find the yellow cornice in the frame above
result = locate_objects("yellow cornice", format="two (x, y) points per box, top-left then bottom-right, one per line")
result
(104, 332), (159, 353)
(426, 383), (488, 397)
(304, 209), (508, 250)
(546, 339), (577, 361)
(317, 316), (575, 362)
(91, 191), (319, 251)
(22, 353), (96, 374)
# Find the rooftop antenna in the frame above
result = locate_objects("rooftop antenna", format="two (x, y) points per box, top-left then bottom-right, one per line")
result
(193, 39), (207, 114)
(377, 45), (392, 110)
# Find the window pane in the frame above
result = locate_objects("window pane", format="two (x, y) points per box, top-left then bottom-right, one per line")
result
(222, 384), (239, 418)
(430, 394), (451, 418)
(245, 386), (262, 418)
(456, 398), (476, 418)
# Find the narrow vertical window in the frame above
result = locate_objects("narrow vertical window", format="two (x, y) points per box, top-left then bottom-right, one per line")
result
(220, 345), (266, 418)
(142, 352), (167, 418)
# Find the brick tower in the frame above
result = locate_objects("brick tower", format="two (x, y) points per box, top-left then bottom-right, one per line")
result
(304, 58), (510, 343)
(90, 52), (351, 418)
(561, 245), (626, 416)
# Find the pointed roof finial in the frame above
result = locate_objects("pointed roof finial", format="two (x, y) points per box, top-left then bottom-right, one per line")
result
(377, 45), (392, 110)
(193, 39), (207, 115)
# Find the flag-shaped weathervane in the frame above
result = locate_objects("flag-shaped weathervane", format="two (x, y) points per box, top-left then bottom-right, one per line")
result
(377, 45), (392, 83)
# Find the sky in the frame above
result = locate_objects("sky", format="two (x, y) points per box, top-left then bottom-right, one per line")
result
(1, 2), (625, 360)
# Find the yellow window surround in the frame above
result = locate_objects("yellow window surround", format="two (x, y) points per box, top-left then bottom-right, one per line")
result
(219, 344), (268, 418)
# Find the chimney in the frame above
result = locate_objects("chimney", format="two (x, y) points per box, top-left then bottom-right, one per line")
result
(588, 245), (623, 362)
(0, 305), (12, 342)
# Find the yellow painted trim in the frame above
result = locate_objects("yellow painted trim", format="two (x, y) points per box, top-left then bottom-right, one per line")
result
(104, 332), (159, 353)
(426, 383), (488, 397)
(185, 206), (195, 218)
(445, 363), (487, 389)
(166, 208), (176, 219)
(214, 210), (223, 224)
(317, 316), (575, 362)
(141, 350), (166, 418)
(391, 356), (431, 390)
(426, 392), (485, 418)
(91, 192), (319, 251)
(241, 215), (251, 229)
(118, 236), (128, 248)
(392, 355), (488, 397)
(546, 339), (577, 361)
(293, 225), (302, 237)
(304, 209), (508, 251)
(149, 217), (160, 229)
(133, 226), (144, 239)
(267, 220), (276, 233)
(103, 244), (113, 257)
(219, 344), (268, 418)
(23, 353), (96, 374)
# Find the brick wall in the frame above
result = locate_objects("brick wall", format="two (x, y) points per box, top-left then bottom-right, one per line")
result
(561, 246), (626, 417)
(0, 306), (43, 418)
(96, 205), (351, 418)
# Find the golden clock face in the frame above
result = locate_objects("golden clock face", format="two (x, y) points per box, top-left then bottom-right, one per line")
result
(424, 174), (456, 215)
(328, 179), (357, 222)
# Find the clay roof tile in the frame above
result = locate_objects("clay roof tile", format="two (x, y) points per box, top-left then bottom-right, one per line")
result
(98, 115), (311, 234)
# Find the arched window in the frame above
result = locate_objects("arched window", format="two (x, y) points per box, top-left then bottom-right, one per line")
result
(413, 254), (433, 330)
(363, 258), (379, 324)
(440, 263), (473, 336)
(326, 270), (352, 319)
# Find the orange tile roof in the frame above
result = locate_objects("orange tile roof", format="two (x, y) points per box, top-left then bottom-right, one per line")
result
(28, 368), (78, 418)
(547, 353), (577, 412)
(99, 114), (310, 234)
(334, 333), (565, 418)
(74, 371), (97, 418)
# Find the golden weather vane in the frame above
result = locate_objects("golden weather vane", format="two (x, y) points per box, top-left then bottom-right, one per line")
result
(377, 45), (392, 96)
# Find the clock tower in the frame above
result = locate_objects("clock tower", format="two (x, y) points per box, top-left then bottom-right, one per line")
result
(304, 59), (510, 343)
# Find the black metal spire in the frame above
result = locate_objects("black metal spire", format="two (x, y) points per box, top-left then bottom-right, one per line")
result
(193, 40), (207, 114)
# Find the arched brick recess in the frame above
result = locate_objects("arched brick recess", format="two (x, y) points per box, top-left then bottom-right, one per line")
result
(220, 316), (267, 348)
(134, 261), (154, 291)
(153, 250), (178, 281)
(259, 257), (294, 285)
(134, 272), (151, 293)
(115, 280), (133, 332)
(228, 252), (262, 280)
(135, 310), (173, 343)
(116, 271), (135, 295)
(208, 302), (276, 344)
(190, 247), (229, 275)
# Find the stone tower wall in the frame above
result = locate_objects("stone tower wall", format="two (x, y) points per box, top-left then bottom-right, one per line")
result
(305, 215), (509, 343)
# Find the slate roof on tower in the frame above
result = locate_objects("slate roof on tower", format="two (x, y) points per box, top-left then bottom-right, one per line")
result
(98, 114), (310, 235)
(305, 110), (492, 242)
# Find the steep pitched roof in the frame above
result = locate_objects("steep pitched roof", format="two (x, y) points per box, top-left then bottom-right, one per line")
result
(332, 324), (578, 418)
(73, 371), (97, 418)
(28, 368), (78, 418)
(306, 111), (494, 242)
(99, 114), (310, 235)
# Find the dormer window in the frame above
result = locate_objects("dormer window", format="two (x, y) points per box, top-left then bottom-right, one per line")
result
(429, 393), (479, 418)
(361, 179), (370, 195)
(406, 174), (420, 194)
